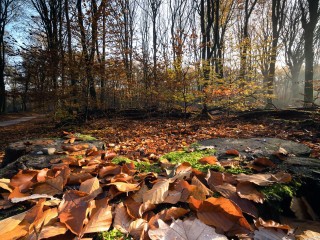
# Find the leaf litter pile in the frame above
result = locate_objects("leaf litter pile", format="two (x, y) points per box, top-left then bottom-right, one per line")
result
(0, 117), (320, 239)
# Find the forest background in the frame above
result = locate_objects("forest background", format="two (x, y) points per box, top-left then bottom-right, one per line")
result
(1, 0), (320, 119)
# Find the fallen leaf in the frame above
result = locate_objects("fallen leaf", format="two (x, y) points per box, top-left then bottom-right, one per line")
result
(143, 179), (170, 204)
(79, 177), (102, 198)
(33, 176), (64, 196)
(58, 190), (93, 236)
(27, 222), (68, 240)
(148, 218), (228, 240)
(0, 178), (13, 192)
(253, 157), (276, 168)
(226, 149), (240, 156)
(191, 176), (212, 200)
(236, 173), (274, 186)
(255, 218), (291, 231)
(254, 227), (294, 240)
(290, 197), (318, 221)
(163, 190), (181, 204)
(113, 202), (132, 234)
(236, 182), (264, 203)
(0, 223), (28, 240)
(271, 172), (292, 183)
(98, 164), (121, 177)
(198, 156), (218, 165)
(197, 197), (252, 233)
(149, 207), (189, 229)
(10, 170), (38, 192)
(0, 211), (27, 235)
(296, 230), (320, 240)
(128, 218), (148, 240)
(82, 197), (112, 234)
(107, 181), (140, 192)
(11, 194), (59, 203)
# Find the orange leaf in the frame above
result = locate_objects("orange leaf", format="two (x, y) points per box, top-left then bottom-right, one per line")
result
(197, 197), (252, 233)
(79, 177), (102, 197)
(226, 149), (240, 156)
(143, 179), (170, 204)
(198, 156), (218, 165)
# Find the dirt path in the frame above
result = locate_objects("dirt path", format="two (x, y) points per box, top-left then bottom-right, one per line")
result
(0, 116), (38, 127)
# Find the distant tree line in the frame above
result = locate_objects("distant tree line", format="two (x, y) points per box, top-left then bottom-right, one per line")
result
(1, 0), (320, 117)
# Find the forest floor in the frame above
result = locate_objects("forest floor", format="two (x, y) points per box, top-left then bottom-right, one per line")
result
(0, 110), (320, 239)
(1, 110), (320, 161)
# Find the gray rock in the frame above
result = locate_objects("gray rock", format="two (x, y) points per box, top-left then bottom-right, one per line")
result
(198, 138), (311, 158)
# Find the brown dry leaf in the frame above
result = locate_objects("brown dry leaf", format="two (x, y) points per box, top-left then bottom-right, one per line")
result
(290, 197), (318, 221)
(37, 169), (50, 182)
(11, 194), (59, 203)
(163, 190), (182, 204)
(30, 207), (58, 232)
(226, 149), (240, 156)
(113, 202), (132, 234)
(62, 144), (89, 152)
(129, 218), (148, 240)
(296, 230), (320, 240)
(0, 211), (27, 235)
(27, 222), (68, 240)
(124, 197), (141, 219)
(83, 197), (112, 234)
(148, 218), (228, 240)
(143, 179), (170, 204)
(197, 197), (252, 233)
(198, 156), (218, 165)
(253, 157), (276, 168)
(99, 164), (121, 177)
(10, 170), (38, 192)
(139, 201), (156, 217)
(107, 181), (140, 192)
(206, 171), (236, 189)
(68, 172), (93, 184)
(0, 178), (13, 192)
(0, 223), (28, 240)
(254, 227), (294, 240)
(58, 190), (93, 236)
(191, 176), (213, 200)
(236, 173), (274, 186)
(33, 176), (64, 196)
(214, 183), (258, 218)
(255, 218), (291, 231)
(8, 187), (30, 200)
(236, 182), (264, 203)
(271, 172), (292, 183)
(273, 147), (289, 161)
(79, 177), (102, 198)
(149, 207), (189, 229)
(131, 184), (149, 204)
(24, 199), (46, 224)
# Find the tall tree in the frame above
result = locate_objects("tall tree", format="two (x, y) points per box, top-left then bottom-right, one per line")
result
(265, 0), (286, 107)
(282, 0), (304, 104)
(0, 0), (18, 113)
(299, 0), (320, 106)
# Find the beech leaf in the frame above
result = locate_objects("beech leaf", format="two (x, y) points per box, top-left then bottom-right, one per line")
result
(0, 211), (27, 235)
(148, 218), (228, 240)
(79, 177), (102, 197)
(143, 179), (170, 204)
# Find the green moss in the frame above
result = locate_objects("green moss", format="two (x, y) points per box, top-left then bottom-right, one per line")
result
(135, 161), (162, 173)
(112, 156), (132, 164)
(99, 229), (132, 240)
(160, 149), (216, 172)
(225, 167), (252, 175)
(75, 133), (97, 141)
(260, 181), (302, 201)
(112, 156), (162, 173)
